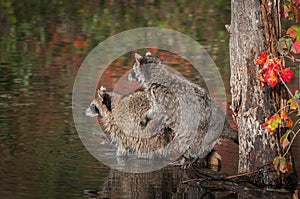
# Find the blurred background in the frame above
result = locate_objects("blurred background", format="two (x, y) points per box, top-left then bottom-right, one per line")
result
(0, 0), (298, 198)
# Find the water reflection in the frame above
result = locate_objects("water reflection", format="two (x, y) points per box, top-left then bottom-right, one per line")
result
(0, 0), (298, 198)
(88, 167), (217, 199)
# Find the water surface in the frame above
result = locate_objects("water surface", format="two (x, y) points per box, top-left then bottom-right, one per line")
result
(0, 1), (299, 198)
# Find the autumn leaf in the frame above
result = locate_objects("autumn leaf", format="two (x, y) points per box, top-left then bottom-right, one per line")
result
(273, 156), (282, 171)
(272, 58), (283, 71)
(280, 5), (289, 19)
(295, 90), (300, 99)
(256, 52), (268, 65)
(278, 36), (294, 55)
(291, 40), (300, 53)
(259, 57), (282, 72)
(280, 67), (294, 83)
(264, 69), (280, 88)
(287, 26), (297, 39)
(280, 130), (292, 149)
(281, 110), (294, 127)
(288, 98), (298, 110)
(258, 69), (264, 82)
(261, 58), (281, 72)
(273, 156), (292, 173)
(280, 159), (292, 173)
(292, 190), (299, 199)
(263, 113), (281, 134)
(295, 0), (300, 6)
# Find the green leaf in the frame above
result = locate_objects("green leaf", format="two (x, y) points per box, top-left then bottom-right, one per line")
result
(273, 156), (281, 170)
(279, 158), (292, 173)
(273, 156), (291, 173)
(265, 113), (281, 133)
(296, 27), (300, 41)
(278, 36), (294, 55)
(294, 90), (300, 99)
(288, 98), (298, 110)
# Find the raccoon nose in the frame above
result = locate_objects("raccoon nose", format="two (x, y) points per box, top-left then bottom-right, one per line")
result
(128, 71), (136, 81)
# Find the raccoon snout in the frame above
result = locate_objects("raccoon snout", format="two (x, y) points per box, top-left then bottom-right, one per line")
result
(128, 71), (137, 81)
(85, 104), (100, 117)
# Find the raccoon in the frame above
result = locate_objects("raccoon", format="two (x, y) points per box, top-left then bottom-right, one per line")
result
(128, 52), (238, 166)
(85, 87), (175, 159)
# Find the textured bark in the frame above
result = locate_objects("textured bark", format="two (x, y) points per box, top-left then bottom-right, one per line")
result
(230, 0), (297, 188)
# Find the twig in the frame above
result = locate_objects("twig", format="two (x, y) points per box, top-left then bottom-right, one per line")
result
(276, 71), (300, 112)
(284, 54), (300, 62)
(182, 166), (273, 184)
(283, 128), (300, 157)
(226, 166), (273, 179)
(182, 177), (208, 184)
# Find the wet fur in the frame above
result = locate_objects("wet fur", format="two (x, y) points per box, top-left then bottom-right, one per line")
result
(128, 53), (238, 161)
(86, 88), (175, 158)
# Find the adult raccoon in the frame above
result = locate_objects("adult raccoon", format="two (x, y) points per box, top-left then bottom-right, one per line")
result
(85, 86), (174, 159)
(128, 52), (238, 166)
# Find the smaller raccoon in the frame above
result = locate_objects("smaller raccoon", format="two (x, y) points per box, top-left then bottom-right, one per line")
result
(85, 87), (175, 159)
(128, 52), (238, 166)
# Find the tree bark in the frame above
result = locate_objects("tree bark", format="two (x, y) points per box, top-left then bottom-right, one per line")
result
(229, 0), (297, 188)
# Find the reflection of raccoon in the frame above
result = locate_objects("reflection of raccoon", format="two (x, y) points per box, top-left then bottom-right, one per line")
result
(89, 167), (212, 199)
(128, 52), (238, 166)
(85, 87), (174, 158)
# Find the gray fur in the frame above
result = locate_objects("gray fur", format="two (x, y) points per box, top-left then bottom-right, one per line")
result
(85, 88), (175, 159)
(128, 52), (238, 161)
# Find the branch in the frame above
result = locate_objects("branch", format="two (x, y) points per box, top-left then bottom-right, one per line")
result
(283, 128), (300, 157)
(276, 71), (300, 112)
(181, 166), (273, 184)
(284, 54), (300, 62)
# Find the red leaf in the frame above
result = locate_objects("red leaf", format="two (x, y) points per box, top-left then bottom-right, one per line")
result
(280, 5), (289, 19)
(280, 130), (292, 149)
(256, 52), (268, 65)
(272, 57), (283, 71)
(273, 156), (292, 173)
(291, 40), (300, 53)
(281, 111), (294, 127)
(280, 159), (292, 173)
(280, 67), (294, 82)
(273, 57), (282, 65)
(287, 26), (297, 40)
(295, 0), (300, 6)
(264, 69), (280, 87)
(262, 58), (283, 72)
(294, 0), (300, 6)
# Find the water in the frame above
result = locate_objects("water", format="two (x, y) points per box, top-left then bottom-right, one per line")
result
(0, 1), (299, 198)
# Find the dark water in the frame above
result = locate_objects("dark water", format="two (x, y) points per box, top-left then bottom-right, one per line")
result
(0, 1), (299, 198)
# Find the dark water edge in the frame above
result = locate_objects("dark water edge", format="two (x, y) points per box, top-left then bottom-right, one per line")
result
(0, 1), (299, 198)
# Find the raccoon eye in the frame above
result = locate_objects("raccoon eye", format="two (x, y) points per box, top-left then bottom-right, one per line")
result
(91, 104), (100, 114)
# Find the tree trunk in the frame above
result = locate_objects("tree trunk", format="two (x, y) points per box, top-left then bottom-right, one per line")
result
(229, 0), (297, 188)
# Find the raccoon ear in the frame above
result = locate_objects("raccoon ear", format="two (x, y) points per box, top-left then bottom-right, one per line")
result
(135, 53), (143, 63)
(145, 51), (151, 56)
(98, 86), (106, 97)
